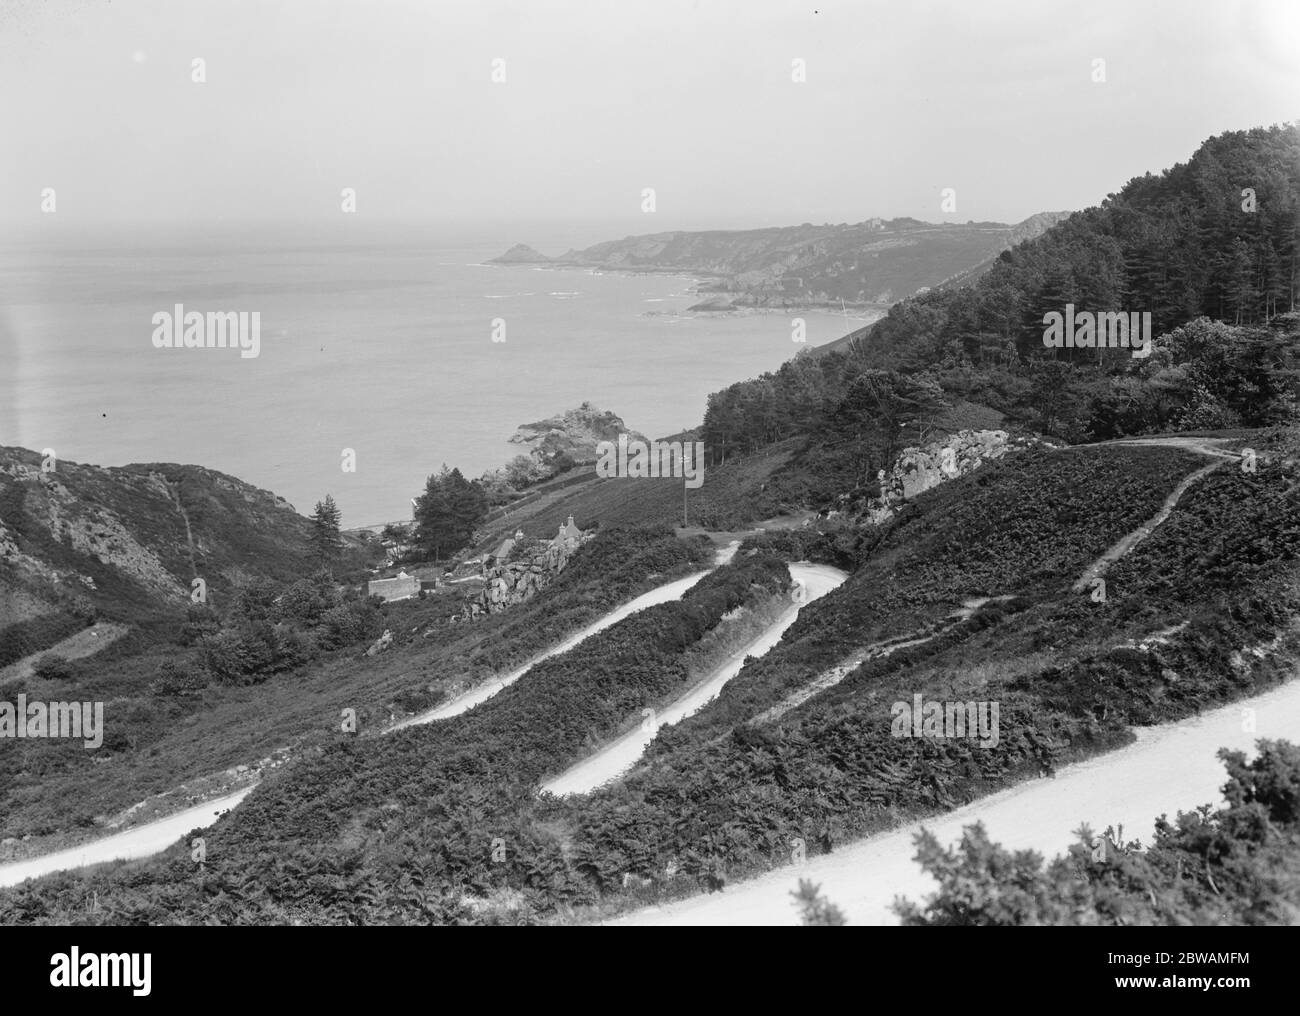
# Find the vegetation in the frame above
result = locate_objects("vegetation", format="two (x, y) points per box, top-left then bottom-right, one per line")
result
(895, 740), (1300, 925)
(792, 880), (847, 926)
(1, 125), (1298, 928)
(413, 465), (489, 561)
(0, 551), (793, 923)
(4, 437), (1296, 926)
(309, 495), (343, 568)
(696, 126), (1299, 509)
(31, 655), (75, 681)
(0, 526), (708, 848)
(0, 611), (92, 668)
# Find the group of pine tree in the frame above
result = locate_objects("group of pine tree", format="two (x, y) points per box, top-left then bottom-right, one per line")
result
(703, 124), (1300, 481)
(308, 464), (490, 571)
(410, 465), (489, 560)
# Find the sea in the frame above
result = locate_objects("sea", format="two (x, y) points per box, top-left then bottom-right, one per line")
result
(0, 220), (875, 527)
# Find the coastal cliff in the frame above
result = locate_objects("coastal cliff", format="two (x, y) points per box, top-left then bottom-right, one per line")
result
(490, 213), (1069, 310)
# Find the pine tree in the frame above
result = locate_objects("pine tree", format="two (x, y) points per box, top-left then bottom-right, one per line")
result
(413, 468), (456, 562)
(310, 494), (343, 568)
(413, 466), (489, 562)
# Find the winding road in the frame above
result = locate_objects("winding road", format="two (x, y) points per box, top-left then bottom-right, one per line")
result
(393, 560), (729, 729)
(0, 542), (744, 887)
(612, 434), (1291, 924)
(0, 787), (255, 889)
(541, 562), (848, 797)
(2, 436), (1283, 913)
(614, 679), (1300, 925)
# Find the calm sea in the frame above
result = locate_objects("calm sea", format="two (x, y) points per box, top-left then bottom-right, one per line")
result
(0, 221), (871, 526)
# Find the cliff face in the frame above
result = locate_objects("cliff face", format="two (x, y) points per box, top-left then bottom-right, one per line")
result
(0, 447), (314, 627)
(490, 214), (1071, 309)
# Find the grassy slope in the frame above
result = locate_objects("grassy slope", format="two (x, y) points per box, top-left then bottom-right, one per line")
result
(6, 439), (1296, 924)
(0, 552), (794, 923)
(0, 527), (709, 846)
(0, 449), (317, 652)
(470, 439), (803, 555)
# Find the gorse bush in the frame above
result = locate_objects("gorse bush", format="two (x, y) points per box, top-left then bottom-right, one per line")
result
(895, 740), (1300, 926)
(192, 575), (384, 684)
(31, 654), (75, 681)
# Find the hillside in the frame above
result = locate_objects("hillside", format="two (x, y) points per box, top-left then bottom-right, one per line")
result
(701, 125), (1300, 508)
(491, 214), (1069, 310)
(1, 124), (1298, 928)
(823, 124), (1300, 366)
(3, 431), (1295, 924)
(0, 448), (320, 663)
(0, 520), (708, 854)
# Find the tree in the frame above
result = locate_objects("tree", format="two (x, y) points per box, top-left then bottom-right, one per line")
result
(310, 494), (343, 568)
(829, 370), (951, 480)
(1027, 360), (1076, 436)
(447, 469), (489, 542)
(791, 880), (847, 926)
(413, 465), (488, 561)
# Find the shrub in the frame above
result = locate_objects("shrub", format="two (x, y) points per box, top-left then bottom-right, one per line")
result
(197, 626), (278, 686)
(152, 658), (208, 696)
(178, 603), (221, 646)
(318, 601), (382, 650)
(276, 578), (336, 623)
(791, 880), (848, 926)
(32, 654), (75, 681)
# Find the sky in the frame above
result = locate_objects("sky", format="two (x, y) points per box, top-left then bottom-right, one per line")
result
(1, 0), (1298, 244)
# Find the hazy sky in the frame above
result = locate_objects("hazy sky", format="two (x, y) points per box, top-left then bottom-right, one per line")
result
(2, 0), (1298, 241)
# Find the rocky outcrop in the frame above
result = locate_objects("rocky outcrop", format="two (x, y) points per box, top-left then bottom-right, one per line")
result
(489, 243), (551, 264)
(1, 461), (182, 597)
(862, 430), (1045, 525)
(508, 403), (647, 467)
(891, 430), (1012, 498)
(458, 531), (592, 620)
(365, 630), (394, 656)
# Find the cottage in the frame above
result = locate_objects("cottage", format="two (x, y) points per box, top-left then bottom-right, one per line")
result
(551, 515), (582, 549)
(367, 570), (419, 602)
(489, 529), (526, 566)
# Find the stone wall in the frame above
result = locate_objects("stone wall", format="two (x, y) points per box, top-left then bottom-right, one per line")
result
(367, 573), (419, 602)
